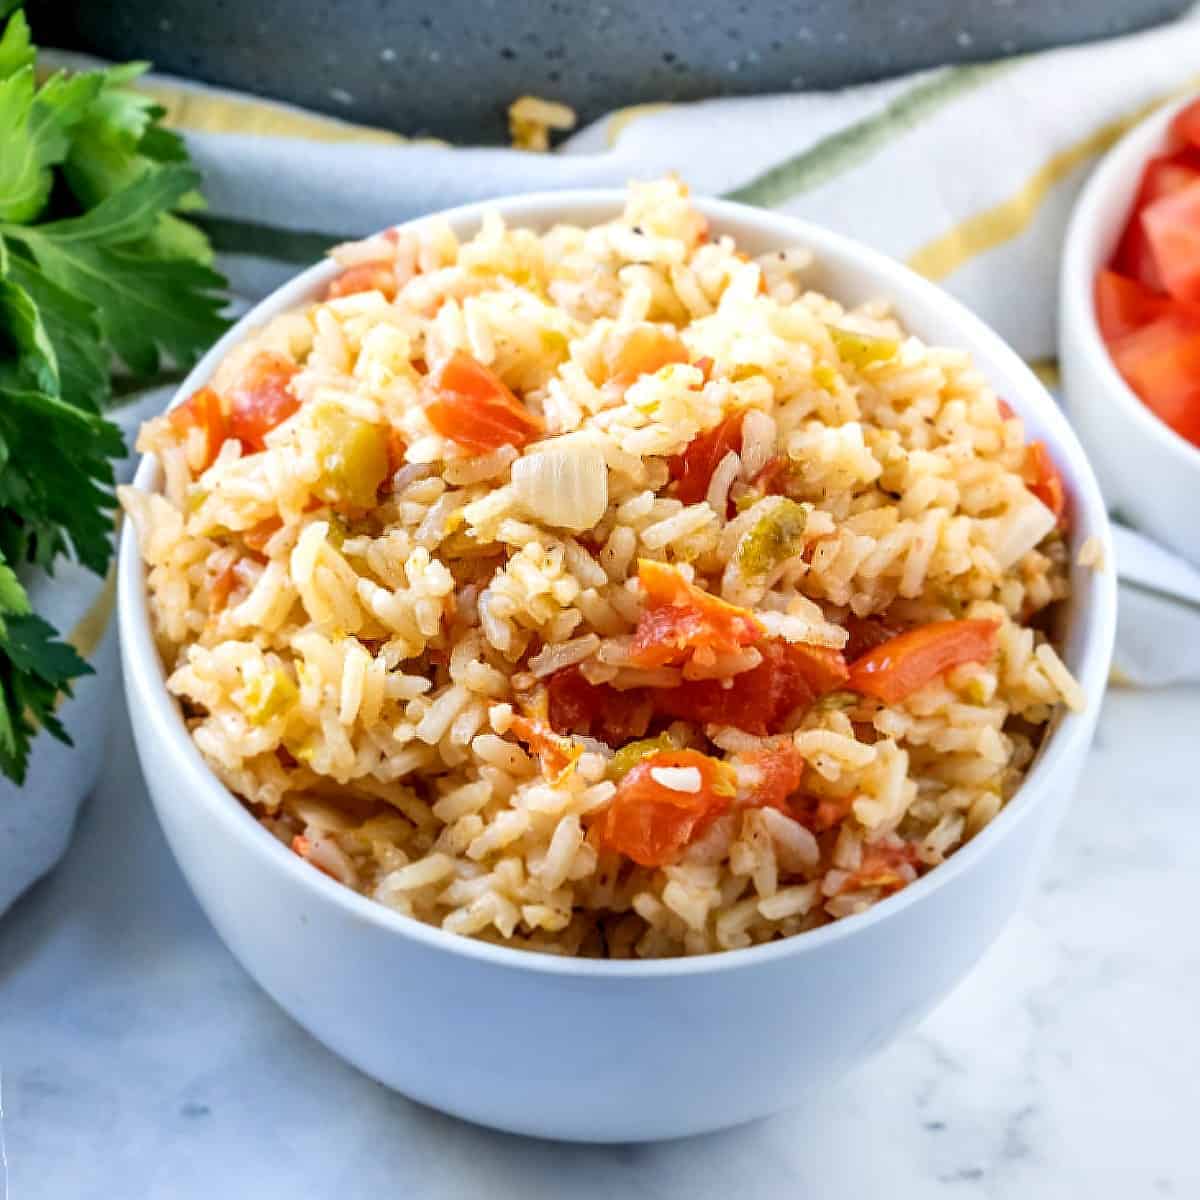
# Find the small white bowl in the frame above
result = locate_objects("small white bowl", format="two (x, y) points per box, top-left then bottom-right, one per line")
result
(1061, 92), (1200, 565)
(119, 192), (1116, 1142)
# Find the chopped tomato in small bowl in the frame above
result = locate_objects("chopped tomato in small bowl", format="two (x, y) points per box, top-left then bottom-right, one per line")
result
(1090, 99), (1200, 449)
(1062, 90), (1200, 564)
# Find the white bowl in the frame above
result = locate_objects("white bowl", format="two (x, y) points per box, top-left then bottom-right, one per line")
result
(1060, 92), (1200, 565)
(119, 192), (1117, 1142)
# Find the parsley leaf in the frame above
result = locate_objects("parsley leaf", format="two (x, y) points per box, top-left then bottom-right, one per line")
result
(0, 8), (32, 81)
(64, 65), (214, 266)
(4, 251), (109, 413)
(0, 383), (122, 572)
(0, 66), (59, 222)
(0, 556), (92, 784)
(4, 164), (226, 375)
(12, 159), (199, 245)
(13, 236), (227, 378)
(0, 5), (229, 783)
(0, 270), (56, 393)
(0, 64), (100, 224)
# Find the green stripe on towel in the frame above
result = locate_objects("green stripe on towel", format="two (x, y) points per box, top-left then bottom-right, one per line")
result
(725, 61), (1014, 208)
(199, 60), (1010, 271)
(192, 215), (350, 264)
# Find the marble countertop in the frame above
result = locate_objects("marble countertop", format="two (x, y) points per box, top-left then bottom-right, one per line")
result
(2, 684), (1197, 1199)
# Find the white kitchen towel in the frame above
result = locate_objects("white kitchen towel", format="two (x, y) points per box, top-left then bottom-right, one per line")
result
(52, 11), (1198, 367)
(9, 12), (1199, 914)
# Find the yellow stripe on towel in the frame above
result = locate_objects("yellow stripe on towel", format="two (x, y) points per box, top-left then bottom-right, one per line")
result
(1027, 359), (1061, 390)
(606, 103), (673, 148)
(908, 83), (1200, 282)
(138, 82), (421, 145)
(67, 562), (117, 661)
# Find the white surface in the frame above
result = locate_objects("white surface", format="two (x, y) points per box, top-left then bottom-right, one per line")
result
(2, 684), (1197, 1196)
(115, 191), (1115, 1141)
(1060, 90), (1200, 569)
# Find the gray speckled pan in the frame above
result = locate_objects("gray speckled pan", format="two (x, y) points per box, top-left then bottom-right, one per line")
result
(33, 0), (1190, 143)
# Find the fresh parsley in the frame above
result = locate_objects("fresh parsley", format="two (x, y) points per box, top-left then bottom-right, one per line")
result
(0, 5), (228, 783)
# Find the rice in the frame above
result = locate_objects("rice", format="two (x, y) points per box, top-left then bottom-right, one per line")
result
(507, 95), (578, 152)
(1077, 533), (1105, 570)
(122, 178), (1081, 959)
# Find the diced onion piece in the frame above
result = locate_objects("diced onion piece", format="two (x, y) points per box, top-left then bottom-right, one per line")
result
(513, 441), (608, 532)
(649, 765), (702, 793)
(986, 492), (1057, 568)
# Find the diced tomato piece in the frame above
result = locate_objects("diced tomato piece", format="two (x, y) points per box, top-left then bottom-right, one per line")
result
(751, 455), (790, 494)
(1168, 98), (1200, 153)
(1142, 178), (1200, 303)
(847, 619), (999, 705)
(839, 841), (919, 895)
(630, 604), (759, 669)
(290, 834), (344, 882)
(325, 261), (398, 301)
(169, 386), (228, 471)
(1111, 219), (1162, 293)
(791, 791), (854, 834)
(629, 560), (763, 668)
(1024, 440), (1069, 529)
(736, 743), (805, 814)
(227, 352), (301, 453)
(1107, 311), (1200, 444)
(1111, 151), (1200, 290)
(589, 749), (735, 867)
(1141, 150), (1200, 203)
(668, 409), (746, 505)
(605, 326), (689, 386)
(423, 350), (543, 453)
(509, 714), (582, 782)
(635, 560), (755, 620)
(779, 641), (849, 698)
(208, 561), (239, 614)
(545, 666), (653, 745)
(243, 517), (282, 552)
(656, 639), (849, 735)
(843, 612), (907, 662)
(1095, 269), (1174, 341)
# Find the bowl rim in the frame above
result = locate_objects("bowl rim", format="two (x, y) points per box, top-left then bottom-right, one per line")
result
(1061, 88), (1200, 468)
(119, 189), (1117, 979)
